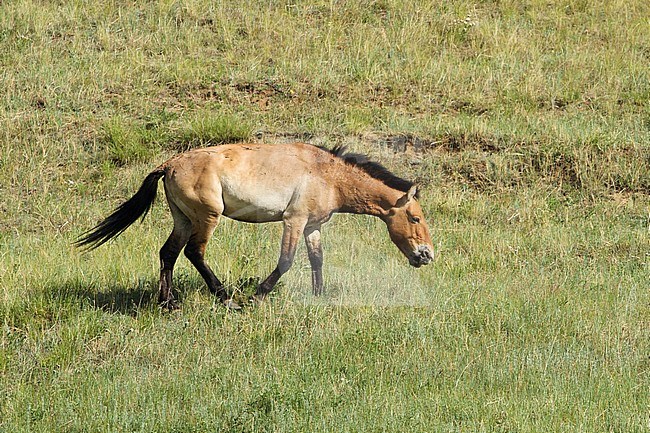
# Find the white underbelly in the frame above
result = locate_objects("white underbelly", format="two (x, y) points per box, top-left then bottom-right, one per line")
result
(222, 197), (285, 222)
(221, 186), (292, 223)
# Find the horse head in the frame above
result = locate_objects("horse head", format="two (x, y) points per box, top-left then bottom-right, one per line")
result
(383, 185), (434, 268)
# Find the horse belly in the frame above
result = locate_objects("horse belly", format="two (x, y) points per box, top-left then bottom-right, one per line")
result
(221, 184), (291, 223)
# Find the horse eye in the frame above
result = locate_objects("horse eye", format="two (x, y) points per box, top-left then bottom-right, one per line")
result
(410, 215), (420, 224)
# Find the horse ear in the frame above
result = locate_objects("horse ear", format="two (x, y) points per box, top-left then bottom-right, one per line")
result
(395, 185), (418, 208)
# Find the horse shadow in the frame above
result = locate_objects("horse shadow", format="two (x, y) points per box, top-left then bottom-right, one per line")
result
(56, 274), (267, 317)
(52, 278), (159, 317)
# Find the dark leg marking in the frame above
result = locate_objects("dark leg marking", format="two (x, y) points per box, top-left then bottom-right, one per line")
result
(158, 232), (187, 309)
(184, 236), (228, 302)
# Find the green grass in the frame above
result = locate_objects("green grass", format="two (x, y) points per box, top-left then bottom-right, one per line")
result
(2, 193), (648, 432)
(1, 1), (649, 432)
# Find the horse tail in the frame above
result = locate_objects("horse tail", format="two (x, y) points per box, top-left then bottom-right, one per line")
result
(76, 167), (166, 250)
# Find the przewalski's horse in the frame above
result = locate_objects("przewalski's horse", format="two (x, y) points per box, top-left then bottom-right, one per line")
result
(77, 142), (434, 309)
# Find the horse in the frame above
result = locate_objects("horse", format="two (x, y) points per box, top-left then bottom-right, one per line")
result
(76, 142), (434, 310)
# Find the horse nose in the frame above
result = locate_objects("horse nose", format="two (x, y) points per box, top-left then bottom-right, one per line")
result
(417, 245), (433, 264)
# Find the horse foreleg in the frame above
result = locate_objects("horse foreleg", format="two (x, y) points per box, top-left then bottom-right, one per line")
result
(304, 227), (324, 296)
(255, 217), (307, 300)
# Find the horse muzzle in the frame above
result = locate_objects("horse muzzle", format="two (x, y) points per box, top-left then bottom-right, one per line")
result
(409, 245), (433, 268)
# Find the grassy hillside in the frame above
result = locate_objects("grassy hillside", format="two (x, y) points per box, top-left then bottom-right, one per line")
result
(1, 1), (649, 432)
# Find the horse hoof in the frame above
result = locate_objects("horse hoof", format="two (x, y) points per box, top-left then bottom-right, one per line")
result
(160, 300), (180, 311)
(250, 294), (266, 306)
(223, 299), (242, 310)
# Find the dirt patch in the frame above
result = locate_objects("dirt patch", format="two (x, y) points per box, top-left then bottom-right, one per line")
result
(366, 132), (501, 153)
(446, 100), (489, 116)
(227, 79), (295, 109)
(359, 132), (649, 195)
(253, 131), (316, 143)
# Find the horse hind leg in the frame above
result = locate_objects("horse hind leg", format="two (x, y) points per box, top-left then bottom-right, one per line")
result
(158, 203), (191, 310)
(184, 217), (241, 310)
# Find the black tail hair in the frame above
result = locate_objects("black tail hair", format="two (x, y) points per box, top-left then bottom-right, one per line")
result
(75, 169), (165, 250)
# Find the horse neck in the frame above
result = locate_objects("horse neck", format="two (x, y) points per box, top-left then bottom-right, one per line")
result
(336, 173), (401, 218)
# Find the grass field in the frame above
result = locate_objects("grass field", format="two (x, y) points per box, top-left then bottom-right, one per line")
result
(1, 1), (649, 431)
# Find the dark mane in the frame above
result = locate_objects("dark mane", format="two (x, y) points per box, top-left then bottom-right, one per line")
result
(319, 145), (416, 195)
